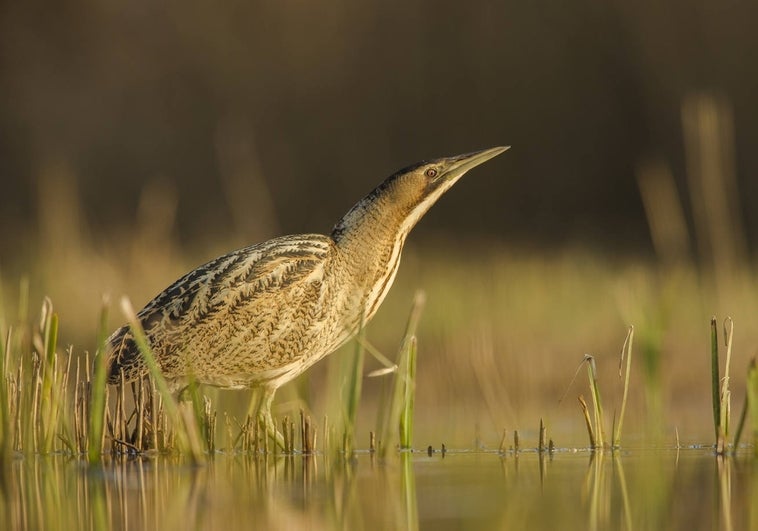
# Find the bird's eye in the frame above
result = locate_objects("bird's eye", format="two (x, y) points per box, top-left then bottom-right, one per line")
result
(425, 168), (438, 178)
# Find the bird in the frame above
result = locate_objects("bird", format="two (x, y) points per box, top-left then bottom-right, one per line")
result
(106, 146), (509, 444)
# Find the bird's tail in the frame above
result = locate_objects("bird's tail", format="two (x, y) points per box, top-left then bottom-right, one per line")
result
(105, 325), (147, 385)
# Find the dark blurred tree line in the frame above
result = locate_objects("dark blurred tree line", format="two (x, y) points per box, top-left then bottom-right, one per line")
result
(1, 0), (757, 261)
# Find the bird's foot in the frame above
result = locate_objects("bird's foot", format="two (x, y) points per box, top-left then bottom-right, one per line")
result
(247, 387), (285, 450)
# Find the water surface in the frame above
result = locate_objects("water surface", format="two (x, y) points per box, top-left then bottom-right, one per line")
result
(2, 448), (755, 530)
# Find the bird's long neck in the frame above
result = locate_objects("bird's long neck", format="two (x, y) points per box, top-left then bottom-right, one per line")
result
(331, 190), (412, 321)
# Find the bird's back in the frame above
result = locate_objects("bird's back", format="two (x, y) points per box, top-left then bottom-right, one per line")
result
(106, 233), (359, 391)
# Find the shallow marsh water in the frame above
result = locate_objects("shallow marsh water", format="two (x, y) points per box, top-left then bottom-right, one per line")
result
(2, 447), (756, 530)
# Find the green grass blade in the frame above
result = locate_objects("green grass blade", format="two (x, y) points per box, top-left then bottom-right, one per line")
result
(0, 301), (9, 457)
(120, 296), (202, 461)
(399, 336), (417, 450)
(39, 299), (59, 454)
(0, 328), (11, 459)
(746, 358), (758, 457)
(718, 318), (733, 447)
(343, 319), (366, 454)
(379, 291), (425, 458)
(184, 378), (211, 454)
(710, 316), (720, 441)
(613, 326), (634, 447)
(17, 276), (29, 326)
(585, 355), (605, 448)
(88, 296), (110, 462)
(45, 310), (58, 366)
(732, 388), (748, 449)
(578, 395), (596, 448)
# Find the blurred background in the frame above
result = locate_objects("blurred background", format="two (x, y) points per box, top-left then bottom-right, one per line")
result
(2, 0), (758, 445)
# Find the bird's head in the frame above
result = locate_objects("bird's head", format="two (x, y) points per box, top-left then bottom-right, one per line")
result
(390, 146), (510, 233)
(332, 146), (509, 243)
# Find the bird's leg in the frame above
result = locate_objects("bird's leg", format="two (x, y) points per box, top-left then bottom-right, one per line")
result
(260, 387), (285, 449)
(247, 387), (285, 449)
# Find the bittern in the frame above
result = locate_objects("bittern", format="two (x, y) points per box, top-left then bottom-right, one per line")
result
(106, 146), (508, 442)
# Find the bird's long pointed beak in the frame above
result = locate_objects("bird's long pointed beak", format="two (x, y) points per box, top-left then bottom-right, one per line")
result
(436, 146), (510, 184)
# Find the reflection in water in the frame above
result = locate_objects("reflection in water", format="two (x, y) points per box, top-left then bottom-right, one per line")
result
(716, 455), (733, 531)
(582, 452), (633, 531)
(401, 453), (419, 531)
(0, 449), (756, 530)
(584, 451), (610, 530)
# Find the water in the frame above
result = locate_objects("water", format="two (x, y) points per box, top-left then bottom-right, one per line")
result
(2, 447), (756, 530)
